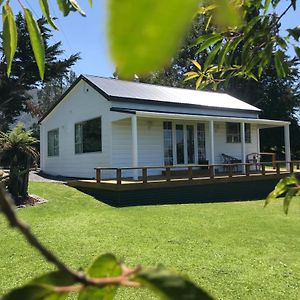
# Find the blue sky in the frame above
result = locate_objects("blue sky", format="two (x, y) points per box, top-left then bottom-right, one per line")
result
(8, 0), (300, 78)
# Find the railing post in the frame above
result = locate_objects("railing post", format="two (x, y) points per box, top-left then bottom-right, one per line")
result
(276, 163), (280, 175)
(116, 168), (122, 185)
(228, 165), (233, 177)
(290, 162), (294, 174)
(245, 164), (250, 176)
(209, 165), (214, 179)
(166, 167), (171, 182)
(262, 164), (266, 176)
(96, 168), (101, 183)
(142, 167), (148, 184)
(188, 166), (193, 181)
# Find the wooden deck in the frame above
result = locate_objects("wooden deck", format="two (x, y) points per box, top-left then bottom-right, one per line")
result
(67, 161), (300, 207)
(69, 161), (300, 191)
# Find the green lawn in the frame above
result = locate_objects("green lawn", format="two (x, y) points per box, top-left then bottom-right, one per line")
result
(1, 182), (300, 299)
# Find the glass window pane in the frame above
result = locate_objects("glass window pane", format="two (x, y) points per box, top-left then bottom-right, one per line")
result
(75, 117), (102, 154)
(197, 123), (206, 162)
(176, 124), (184, 164)
(226, 123), (241, 143)
(245, 123), (251, 143)
(48, 129), (59, 157)
(163, 121), (173, 165)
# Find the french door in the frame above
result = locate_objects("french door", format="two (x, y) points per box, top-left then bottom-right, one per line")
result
(163, 122), (206, 165)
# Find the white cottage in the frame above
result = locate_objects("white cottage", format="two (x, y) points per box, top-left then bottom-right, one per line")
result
(39, 75), (291, 179)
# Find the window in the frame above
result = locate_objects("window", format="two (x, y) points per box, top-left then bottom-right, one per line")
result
(48, 129), (59, 156)
(163, 121), (173, 165)
(226, 123), (251, 143)
(226, 123), (241, 143)
(245, 123), (251, 143)
(197, 123), (206, 162)
(75, 117), (102, 154)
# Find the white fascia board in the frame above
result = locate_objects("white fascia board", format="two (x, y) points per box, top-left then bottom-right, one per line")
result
(135, 111), (290, 128)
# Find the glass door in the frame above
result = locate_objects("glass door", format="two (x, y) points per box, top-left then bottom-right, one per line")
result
(186, 125), (195, 164)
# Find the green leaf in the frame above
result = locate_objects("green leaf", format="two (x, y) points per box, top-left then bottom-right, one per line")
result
(277, 37), (287, 50)
(109, 0), (198, 78)
(265, 176), (298, 207)
(2, 284), (68, 300)
(56, 0), (73, 16)
(294, 46), (300, 58)
(243, 16), (260, 37)
(31, 271), (76, 286)
(263, 0), (271, 14)
(24, 7), (45, 80)
(204, 43), (222, 71)
(196, 34), (223, 54)
(39, 0), (59, 30)
(3, 271), (75, 300)
(88, 0), (93, 7)
(287, 26), (300, 41)
(218, 41), (232, 69)
(191, 59), (201, 71)
(78, 253), (122, 300)
(69, 0), (86, 16)
(135, 267), (213, 300)
(283, 189), (297, 215)
(2, 3), (18, 76)
(274, 50), (286, 78)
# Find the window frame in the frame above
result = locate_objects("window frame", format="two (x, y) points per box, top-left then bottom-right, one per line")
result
(245, 123), (251, 143)
(75, 116), (102, 154)
(226, 122), (241, 143)
(47, 128), (59, 157)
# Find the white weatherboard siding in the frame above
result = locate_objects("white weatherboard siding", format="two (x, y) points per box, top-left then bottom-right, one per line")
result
(112, 118), (164, 177)
(40, 81), (112, 178)
(213, 123), (258, 165)
(111, 118), (259, 178)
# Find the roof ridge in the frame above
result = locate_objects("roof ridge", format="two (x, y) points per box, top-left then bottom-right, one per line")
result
(82, 74), (220, 95)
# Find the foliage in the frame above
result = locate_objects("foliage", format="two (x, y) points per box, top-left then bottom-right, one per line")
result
(265, 175), (300, 214)
(0, 123), (38, 203)
(33, 71), (77, 117)
(185, 0), (300, 89)
(1, 0), (299, 86)
(216, 56), (300, 157)
(0, 13), (80, 130)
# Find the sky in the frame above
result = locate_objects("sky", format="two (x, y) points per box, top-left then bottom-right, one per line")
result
(8, 0), (300, 78)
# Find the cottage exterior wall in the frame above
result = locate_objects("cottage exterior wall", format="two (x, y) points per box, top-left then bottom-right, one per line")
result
(40, 81), (112, 178)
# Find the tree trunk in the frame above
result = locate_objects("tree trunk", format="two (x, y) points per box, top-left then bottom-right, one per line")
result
(8, 156), (20, 205)
(19, 157), (30, 199)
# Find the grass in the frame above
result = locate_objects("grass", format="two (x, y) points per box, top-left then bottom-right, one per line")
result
(1, 182), (300, 299)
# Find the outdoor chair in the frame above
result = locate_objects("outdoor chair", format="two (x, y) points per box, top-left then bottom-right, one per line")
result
(221, 153), (241, 173)
(246, 152), (261, 171)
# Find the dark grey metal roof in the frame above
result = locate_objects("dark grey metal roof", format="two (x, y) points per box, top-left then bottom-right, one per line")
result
(84, 74), (261, 112)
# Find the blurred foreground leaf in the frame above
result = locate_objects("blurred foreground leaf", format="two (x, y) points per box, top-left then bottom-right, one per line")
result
(78, 253), (122, 300)
(135, 267), (214, 300)
(108, 0), (198, 78)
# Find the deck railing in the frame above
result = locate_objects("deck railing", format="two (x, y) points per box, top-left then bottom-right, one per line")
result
(94, 161), (300, 185)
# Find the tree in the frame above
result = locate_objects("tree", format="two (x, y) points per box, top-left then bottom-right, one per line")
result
(0, 13), (80, 130)
(34, 70), (77, 117)
(0, 123), (38, 204)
